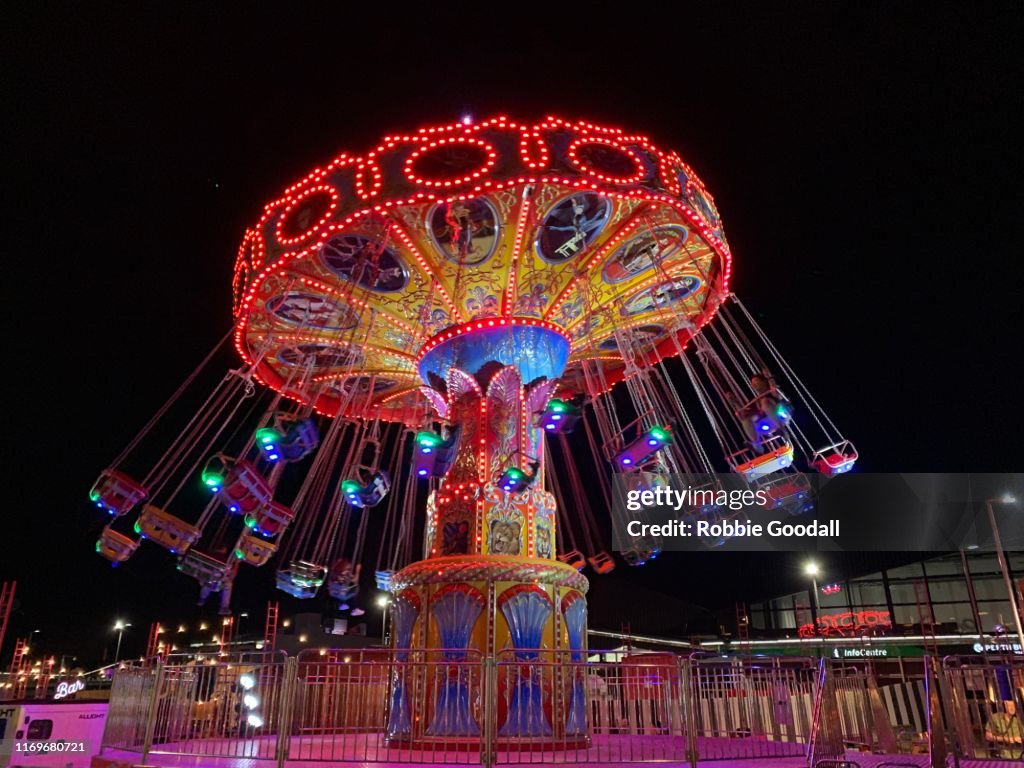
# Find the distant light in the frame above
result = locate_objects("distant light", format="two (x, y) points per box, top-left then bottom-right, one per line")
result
(1002, 493), (1018, 504)
(621, 458), (632, 465)
(376, 595), (389, 607)
(804, 561), (820, 576)
(461, 115), (473, 125)
(243, 693), (259, 709)
(247, 714), (264, 728)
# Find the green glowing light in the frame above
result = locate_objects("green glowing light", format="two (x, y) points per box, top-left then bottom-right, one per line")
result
(133, 521), (142, 535)
(341, 480), (361, 494)
(416, 431), (443, 447)
(548, 399), (567, 413)
(256, 428), (280, 445)
(89, 489), (100, 501)
(648, 426), (670, 442)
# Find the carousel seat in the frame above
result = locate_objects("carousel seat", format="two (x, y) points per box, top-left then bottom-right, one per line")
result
(217, 460), (272, 515)
(96, 527), (139, 565)
(731, 438), (794, 479)
(327, 560), (361, 601)
(135, 505), (201, 554)
(374, 569), (395, 591)
(557, 549), (586, 570)
(811, 440), (858, 475)
(497, 463), (538, 494)
(539, 398), (582, 433)
(244, 501), (294, 538)
(89, 469), (148, 517)
(177, 550), (236, 614)
(276, 560), (326, 598)
(341, 471), (391, 508)
(257, 417), (319, 463)
(587, 551), (616, 574)
(622, 546), (660, 567)
(615, 426), (672, 469)
(201, 454), (232, 492)
(234, 532), (277, 566)
(413, 427), (461, 479)
(757, 472), (815, 516)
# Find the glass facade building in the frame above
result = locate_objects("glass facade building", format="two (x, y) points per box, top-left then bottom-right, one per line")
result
(749, 551), (1024, 640)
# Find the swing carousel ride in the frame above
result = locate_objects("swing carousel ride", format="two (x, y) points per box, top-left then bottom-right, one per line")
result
(89, 115), (856, 740)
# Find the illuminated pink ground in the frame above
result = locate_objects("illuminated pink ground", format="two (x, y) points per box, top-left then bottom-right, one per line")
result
(87, 736), (974, 768)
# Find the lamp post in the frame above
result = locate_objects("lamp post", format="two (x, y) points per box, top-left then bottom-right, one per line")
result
(985, 494), (1022, 652)
(804, 561), (821, 637)
(113, 621), (131, 663)
(376, 595), (390, 646)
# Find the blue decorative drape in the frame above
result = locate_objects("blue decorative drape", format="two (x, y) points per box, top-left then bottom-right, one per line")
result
(426, 588), (482, 736)
(385, 595), (419, 738)
(499, 588), (553, 737)
(562, 595), (587, 735)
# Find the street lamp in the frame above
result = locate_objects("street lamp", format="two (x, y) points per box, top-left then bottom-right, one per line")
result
(804, 561), (821, 609)
(113, 621), (131, 663)
(377, 595), (391, 645)
(985, 494), (1023, 652)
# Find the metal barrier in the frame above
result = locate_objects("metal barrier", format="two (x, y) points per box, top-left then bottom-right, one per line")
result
(690, 656), (815, 760)
(940, 655), (1024, 761)
(493, 650), (690, 764)
(98, 650), (1024, 767)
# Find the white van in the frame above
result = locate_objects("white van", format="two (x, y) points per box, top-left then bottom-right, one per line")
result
(0, 701), (107, 768)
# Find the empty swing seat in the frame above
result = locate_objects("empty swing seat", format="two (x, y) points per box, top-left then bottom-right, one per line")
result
(587, 551), (616, 574)
(623, 545), (661, 567)
(614, 426), (672, 469)
(811, 440), (858, 475)
(558, 550), (586, 570)
(89, 469), (148, 517)
(732, 439), (795, 479)
(135, 505), (201, 554)
(761, 473), (814, 513)
(96, 527), (139, 565)
(341, 470), (391, 508)
(217, 460), (272, 515)
(234, 532), (277, 566)
(276, 560), (326, 598)
(244, 501), (294, 537)
(375, 569), (395, 591)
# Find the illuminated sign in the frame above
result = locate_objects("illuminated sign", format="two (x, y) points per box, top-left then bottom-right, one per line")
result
(799, 609), (892, 638)
(832, 647), (889, 658)
(53, 680), (86, 699)
(972, 641), (1023, 655)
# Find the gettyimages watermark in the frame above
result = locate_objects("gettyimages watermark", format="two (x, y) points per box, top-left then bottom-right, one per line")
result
(610, 472), (1024, 552)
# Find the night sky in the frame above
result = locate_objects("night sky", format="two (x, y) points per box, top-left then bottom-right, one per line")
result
(4, 6), (1022, 664)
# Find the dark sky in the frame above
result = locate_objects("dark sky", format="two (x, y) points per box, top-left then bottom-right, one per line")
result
(3, 6), (1022, 664)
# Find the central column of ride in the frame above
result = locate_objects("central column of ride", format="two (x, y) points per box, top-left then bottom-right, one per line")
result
(389, 319), (589, 746)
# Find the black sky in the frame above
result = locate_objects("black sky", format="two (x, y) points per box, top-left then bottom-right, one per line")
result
(3, 5), (1022, 664)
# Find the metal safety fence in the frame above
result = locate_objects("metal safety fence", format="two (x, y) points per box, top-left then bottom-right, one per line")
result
(96, 650), (1024, 767)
